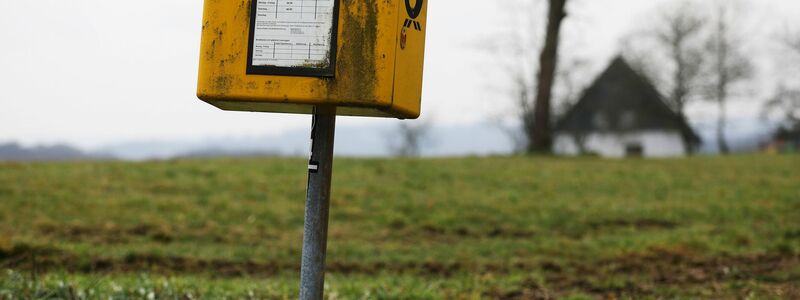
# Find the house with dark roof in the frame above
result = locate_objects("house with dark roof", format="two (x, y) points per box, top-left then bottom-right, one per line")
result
(553, 57), (701, 157)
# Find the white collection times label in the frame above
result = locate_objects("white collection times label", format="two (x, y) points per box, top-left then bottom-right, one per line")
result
(251, 0), (335, 68)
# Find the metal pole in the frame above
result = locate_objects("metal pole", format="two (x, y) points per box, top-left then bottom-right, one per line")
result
(300, 105), (336, 300)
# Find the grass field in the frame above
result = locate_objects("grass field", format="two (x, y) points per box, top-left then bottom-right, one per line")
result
(0, 155), (799, 299)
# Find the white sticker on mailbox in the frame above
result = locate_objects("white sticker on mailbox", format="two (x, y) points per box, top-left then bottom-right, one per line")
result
(251, 0), (336, 68)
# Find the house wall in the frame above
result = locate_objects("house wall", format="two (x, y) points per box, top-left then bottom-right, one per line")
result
(553, 130), (687, 158)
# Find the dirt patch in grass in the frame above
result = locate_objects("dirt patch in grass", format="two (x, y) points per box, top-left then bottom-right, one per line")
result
(556, 218), (679, 239)
(0, 246), (467, 278)
(415, 224), (536, 239)
(785, 230), (800, 240)
(35, 223), (277, 245)
(0, 244), (63, 268)
(37, 223), (173, 244)
(487, 246), (800, 299)
(2, 244), (798, 298)
(0, 245), (294, 277)
(586, 218), (678, 231)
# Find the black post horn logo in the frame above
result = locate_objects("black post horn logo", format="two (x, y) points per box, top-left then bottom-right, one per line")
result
(403, 0), (423, 31)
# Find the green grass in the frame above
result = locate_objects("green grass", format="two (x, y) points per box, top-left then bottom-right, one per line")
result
(1, 155), (799, 299)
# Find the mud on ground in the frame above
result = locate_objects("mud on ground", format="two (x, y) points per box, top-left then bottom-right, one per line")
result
(2, 244), (798, 299)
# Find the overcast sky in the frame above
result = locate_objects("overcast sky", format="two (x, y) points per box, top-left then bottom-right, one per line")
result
(1, 0), (798, 149)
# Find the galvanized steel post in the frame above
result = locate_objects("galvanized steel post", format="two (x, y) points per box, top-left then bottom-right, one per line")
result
(300, 106), (337, 300)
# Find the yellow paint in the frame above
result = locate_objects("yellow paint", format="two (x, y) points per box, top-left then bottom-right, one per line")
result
(197, 0), (428, 119)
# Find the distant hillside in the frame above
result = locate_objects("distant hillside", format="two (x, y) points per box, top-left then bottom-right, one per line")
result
(178, 148), (282, 159)
(1, 118), (774, 161)
(0, 143), (113, 161)
(96, 123), (512, 160)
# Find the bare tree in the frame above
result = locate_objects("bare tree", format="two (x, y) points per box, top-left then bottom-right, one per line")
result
(481, 0), (584, 155)
(387, 120), (433, 157)
(763, 30), (800, 133)
(529, 0), (569, 153)
(763, 85), (800, 131)
(658, 3), (705, 119)
(622, 1), (706, 154)
(554, 58), (589, 117)
(704, 2), (754, 154)
(786, 31), (800, 55)
(495, 56), (586, 155)
(512, 72), (536, 154)
(569, 130), (590, 155)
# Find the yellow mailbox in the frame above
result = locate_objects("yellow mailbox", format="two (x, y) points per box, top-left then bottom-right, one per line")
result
(197, 0), (428, 119)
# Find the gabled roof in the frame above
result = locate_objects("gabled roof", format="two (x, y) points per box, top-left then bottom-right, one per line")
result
(554, 57), (701, 145)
